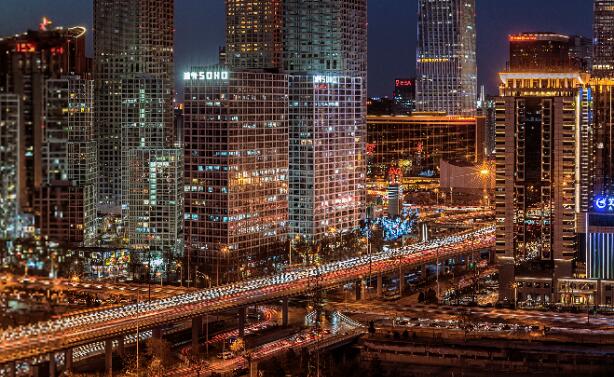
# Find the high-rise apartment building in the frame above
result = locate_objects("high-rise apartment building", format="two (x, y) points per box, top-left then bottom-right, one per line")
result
(225, 0), (283, 70)
(284, 0), (368, 242)
(0, 22), (88, 217)
(593, 0), (614, 78)
(126, 148), (183, 279)
(183, 68), (289, 282)
(416, 0), (477, 116)
(0, 95), (20, 239)
(40, 77), (97, 246)
(94, 0), (175, 212)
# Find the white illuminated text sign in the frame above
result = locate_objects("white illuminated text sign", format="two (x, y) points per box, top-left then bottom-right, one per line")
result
(184, 71), (229, 81)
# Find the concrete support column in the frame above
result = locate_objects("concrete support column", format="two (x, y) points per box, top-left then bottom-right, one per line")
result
(282, 297), (289, 328)
(421, 264), (428, 278)
(376, 272), (383, 297)
(117, 336), (125, 356)
(49, 353), (56, 377)
(105, 339), (113, 377)
(192, 316), (202, 355)
(152, 327), (162, 339)
(399, 270), (404, 295)
(65, 348), (73, 373)
(31, 364), (43, 377)
(7, 361), (16, 377)
(238, 307), (246, 338)
(355, 280), (363, 301)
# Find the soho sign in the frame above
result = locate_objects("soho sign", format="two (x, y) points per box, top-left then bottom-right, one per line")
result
(595, 196), (614, 211)
(183, 71), (229, 80)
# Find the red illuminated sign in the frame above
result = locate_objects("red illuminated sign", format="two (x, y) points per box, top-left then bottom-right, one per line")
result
(395, 79), (414, 87)
(15, 43), (36, 53)
(50, 47), (64, 55)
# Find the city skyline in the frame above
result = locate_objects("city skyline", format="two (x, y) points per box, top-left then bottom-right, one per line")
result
(0, 0), (592, 97)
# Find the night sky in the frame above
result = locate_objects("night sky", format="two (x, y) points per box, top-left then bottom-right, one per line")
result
(0, 0), (593, 97)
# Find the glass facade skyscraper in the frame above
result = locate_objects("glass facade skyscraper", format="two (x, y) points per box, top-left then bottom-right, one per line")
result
(593, 0), (614, 78)
(284, 0), (368, 242)
(0, 94), (20, 239)
(94, 0), (175, 212)
(416, 0), (477, 116)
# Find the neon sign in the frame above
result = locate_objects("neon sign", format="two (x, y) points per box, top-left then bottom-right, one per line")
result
(395, 79), (414, 87)
(595, 196), (614, 211)
(15, 43), (36, 53)
(183, 71), (229, 81)
(313, 75), (339, 84)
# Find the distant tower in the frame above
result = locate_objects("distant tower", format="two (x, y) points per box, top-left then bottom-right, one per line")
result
(416, 0), (477, 116)
(0, 95), (20, 239)
(593, 0), (614, 78)
(94, 0), (175, 213)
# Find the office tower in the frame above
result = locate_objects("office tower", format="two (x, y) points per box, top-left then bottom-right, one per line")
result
(94, 0), (175, 212)
(225, 0), (283, 69)
(126, 148), (183, 279)
(183, 68), (289, 283)
(0, 21), (87, 217)
(508, 32), (589, 72)
(283, 0), (368, 79)
(120, 76), (166, 209)
(284, 0), (368, 243)
(0, 95), (20, 239)
(593, 0), (614, 78)
(495, 70), (590, 304)
(40, 77), (97, 246)
(366, 114), (484, 182)
(569, 35), (593, 72)
(416, 0), (477, 116)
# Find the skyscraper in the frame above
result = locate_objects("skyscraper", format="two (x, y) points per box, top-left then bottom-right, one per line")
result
(284, 0), (368, 243)
(126, 148), (183, 279)
(94, 0), (175, 212)
(225, 0), (283, 70)
(40, 77), (97, 246)
(0, 95), (20, 239)
(593, 0), (614, 78)
(416, 0), (477, 116)
(0, 22), (88, 218)
(183, 68), (289, 283)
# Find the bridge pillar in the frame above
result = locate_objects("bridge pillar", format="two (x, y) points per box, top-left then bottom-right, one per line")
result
(105, 338), (113, 377)
(49, 352), (57, 377)
(7, 361), (16, 377)
(376, 272), (383, 297)
(31, 364), (44, 377)
(152, 327), (162, 339)
(238, 307), (247, 338)
(192, 315), (202, 355)
(399, 269), (405, 295)
(355, 280), (365, 301)
(65, 348), (73, 372)
(117, 336), (125, 356)
(282, 297), (289, 327)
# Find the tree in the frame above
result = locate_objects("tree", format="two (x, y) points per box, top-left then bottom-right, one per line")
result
(145, 338), (173, 372)
(229, 337), (245, 354)
(368, 320), (376, 337)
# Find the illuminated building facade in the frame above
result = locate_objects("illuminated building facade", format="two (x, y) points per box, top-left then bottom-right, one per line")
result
(593, 0), (614, 78)
(366, 115), (483, 183)
(284, 0), (367, 242)
(126, 148), (183, 279)
(416, 0), (477, 116)
(94, 0), (175, 212)
(393, 78), (415, 115)
(184, 69), (289, 282)
(40, 77), (97, 246)
(508, 33), (590, 72)
(0, 95), (20, 239)
(225, 0), (283, 70)
(495, 71), (590, 304)
(0, 22), (88, 218)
